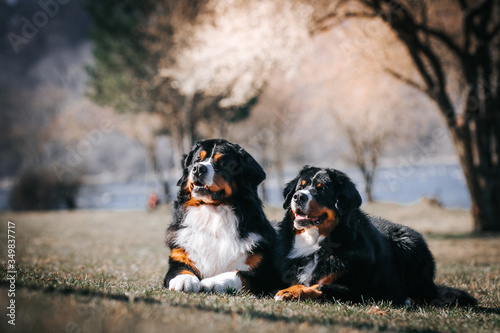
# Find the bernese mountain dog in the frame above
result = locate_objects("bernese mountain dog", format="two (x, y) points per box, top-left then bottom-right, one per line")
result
(163, 139), (280, 295)
(274, 165), (477, 307)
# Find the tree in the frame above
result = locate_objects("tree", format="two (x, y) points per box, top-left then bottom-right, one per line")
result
(87, 0), (313, 189)
(155, 0), (312, 153)
(332, 110), (389, 202)
(313, 0), (500, 231)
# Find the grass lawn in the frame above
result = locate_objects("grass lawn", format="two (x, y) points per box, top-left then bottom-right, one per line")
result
(1, 201), (499, 332)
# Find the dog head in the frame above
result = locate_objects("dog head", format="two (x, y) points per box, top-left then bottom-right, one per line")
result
(282, 166), (362, 233)
(177, 139), (266, 204)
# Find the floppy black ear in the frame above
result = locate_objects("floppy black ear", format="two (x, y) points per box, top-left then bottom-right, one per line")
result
(236, 145), (266, 189)
(282, 176), (299, 210)
(176, 141), (202, 186)
(282, 165), (314, 210)
(328, 169), (362, 215)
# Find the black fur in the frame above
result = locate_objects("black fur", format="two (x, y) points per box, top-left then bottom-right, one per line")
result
(163, 139), (281, 294)
(275, 166), (477, 306)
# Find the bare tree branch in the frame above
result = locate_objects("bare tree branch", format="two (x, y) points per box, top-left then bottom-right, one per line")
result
(312, 11), (376, 34)
(383, 67), (429, 95)
(413, 24), (465, 60)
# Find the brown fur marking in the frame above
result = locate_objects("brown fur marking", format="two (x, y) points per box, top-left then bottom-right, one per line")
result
(275, 284), (323, 301)
(307, 199), (338, 236)
(317, 272), (344, 285)
(170, 248), (201, 277)
(294, 228), (306, 235)
(210, 173), (233, 198)
(214, 152), (223, 162)
(245, 253), (262, 269)
(179, 269), (196, 276)
(200, 150), (207, 161)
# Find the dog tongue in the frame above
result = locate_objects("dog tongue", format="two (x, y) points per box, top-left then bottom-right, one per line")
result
(295, 213), (321, 222)
(295, 214), (309, 221)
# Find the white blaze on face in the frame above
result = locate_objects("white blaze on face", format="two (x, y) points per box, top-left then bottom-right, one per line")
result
(199, 158), (215, 185)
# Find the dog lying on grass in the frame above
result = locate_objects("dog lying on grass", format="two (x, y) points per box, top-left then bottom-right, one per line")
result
(274, 165), (477, 307)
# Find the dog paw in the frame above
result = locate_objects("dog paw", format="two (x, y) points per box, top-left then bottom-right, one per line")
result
(274, 285), (322, 302)
(201, 271), (243, 293)
(274, 290), (296, 301)
(169, 274), (201, 293)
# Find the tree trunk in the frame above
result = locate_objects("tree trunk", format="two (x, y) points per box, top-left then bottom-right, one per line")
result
(146, 140), (174, 201)
(181, 94), (195, 155)
(274, 131), (285, 193)
(450, 114), (500, 231)
(363, 169), (374, 203)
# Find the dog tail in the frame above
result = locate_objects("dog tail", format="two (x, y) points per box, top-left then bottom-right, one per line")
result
(428, 285), (477, 307)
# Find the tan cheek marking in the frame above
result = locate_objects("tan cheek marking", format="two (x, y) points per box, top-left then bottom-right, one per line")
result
(307, 200), (338, 236)
(245, 253), (262, 270)
(184, 197), (202, 207)
(317, 213), (337, 236)
(210, 173), (233, 197)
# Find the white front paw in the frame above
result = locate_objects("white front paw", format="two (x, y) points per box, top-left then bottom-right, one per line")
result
(168, 274), (201, 293)
(201, 271), (243, 293)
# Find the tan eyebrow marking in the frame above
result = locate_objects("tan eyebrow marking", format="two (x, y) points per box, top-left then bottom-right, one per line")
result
(200, 150), (207, 161)
(214, 152), (223, 162)
(301, 180), (306, 186)
(317, 183), (323, 188)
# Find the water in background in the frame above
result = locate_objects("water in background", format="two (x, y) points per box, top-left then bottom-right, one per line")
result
(0, 164), (470, 211)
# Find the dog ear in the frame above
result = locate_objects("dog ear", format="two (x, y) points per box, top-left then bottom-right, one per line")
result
(282, 165), (314, 210)
(282, 176), (299, 210)
(328, 169), (362, 215)
(235, 144), (266, 189)
(176, 141), (202, 186)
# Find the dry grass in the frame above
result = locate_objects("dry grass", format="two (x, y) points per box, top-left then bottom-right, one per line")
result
(1, 202), (499, 332)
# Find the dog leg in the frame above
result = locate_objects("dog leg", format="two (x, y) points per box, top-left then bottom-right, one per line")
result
(274, 284), (323, 301)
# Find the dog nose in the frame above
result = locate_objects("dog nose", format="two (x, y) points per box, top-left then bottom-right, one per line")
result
(293, 192), (308, 204)
(193, 164), (208, 177)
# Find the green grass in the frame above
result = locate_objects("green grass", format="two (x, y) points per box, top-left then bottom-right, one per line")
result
(0, 204), (499, 332)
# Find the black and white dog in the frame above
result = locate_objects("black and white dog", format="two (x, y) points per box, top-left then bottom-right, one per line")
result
(274, 166), (477, 306)
(163, 139), (281, 295)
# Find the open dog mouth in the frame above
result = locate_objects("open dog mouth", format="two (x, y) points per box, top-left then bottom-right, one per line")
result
(192, 182), (225, 200)
(294, 208), (327, 226)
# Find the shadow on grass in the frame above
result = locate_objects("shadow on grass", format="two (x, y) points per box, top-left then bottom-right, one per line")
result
(3, 280), (498, 333)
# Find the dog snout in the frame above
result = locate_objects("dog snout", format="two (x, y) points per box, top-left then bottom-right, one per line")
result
(192, 163), (208, 178)
(293, 191), (308, 204)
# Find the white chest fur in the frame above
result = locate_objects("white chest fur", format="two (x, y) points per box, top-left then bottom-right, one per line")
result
(288, 228), (324, 259)
(175, 205), (261, 278)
